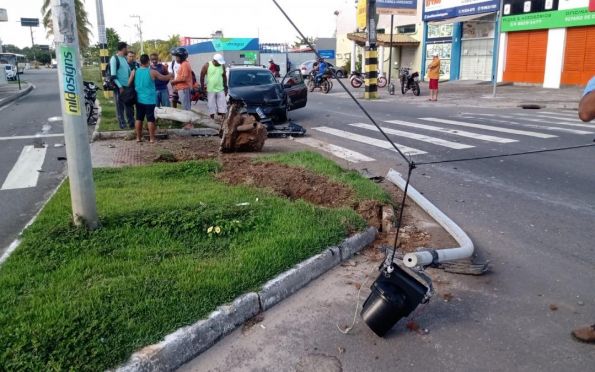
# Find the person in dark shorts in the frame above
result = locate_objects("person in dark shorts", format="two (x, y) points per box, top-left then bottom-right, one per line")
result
(130, 54), (173, 143)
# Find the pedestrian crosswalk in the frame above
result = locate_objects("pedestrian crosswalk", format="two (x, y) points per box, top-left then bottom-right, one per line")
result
(1, 145), (48, 190)
(298, 111), (592, 163)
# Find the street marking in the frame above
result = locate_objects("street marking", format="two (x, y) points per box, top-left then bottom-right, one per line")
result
(420, 118), (557, 139)
(510, 113), (591, 127)
(462, 112), (593, 129)
(540, 111), (579, 118)
(294, 137), (376, 163)
(48, 116), (63, 122)
(385, 119), (517, 143)
(1, 145), (47, 190)
(349, 123), (474, 149)
(461, 116), (593, 135)
(0, 134), (64, 141)
(312, 127), (426, 156)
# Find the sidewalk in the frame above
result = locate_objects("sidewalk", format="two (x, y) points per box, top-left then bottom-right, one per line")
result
(0, 82), (33, 108)
(336, 80), (583, 110)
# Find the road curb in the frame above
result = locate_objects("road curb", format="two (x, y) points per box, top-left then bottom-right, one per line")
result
(0, 83), (34, 109)
(113, 227), (377, 372)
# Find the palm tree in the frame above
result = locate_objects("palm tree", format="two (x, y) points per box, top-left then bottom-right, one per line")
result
(41, 0), (93, 48)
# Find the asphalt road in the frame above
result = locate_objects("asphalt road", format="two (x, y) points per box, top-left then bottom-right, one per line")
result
(0, 69), (67, 257)
(184, 85), (595, 370)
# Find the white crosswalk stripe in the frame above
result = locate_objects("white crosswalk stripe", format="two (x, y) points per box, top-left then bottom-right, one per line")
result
(460, 115), (593, 135)
(385, 119), (517, 143)
(511, 113), (591, 127)
(462, 112), (593, 129)
(312, 127), (427, 156)
(421, 117), (557, 139)
(294, 137), (375, 163)
(349, 123), (474, 149)
(540, 111), (579, 118)
(1, 145), (47, 190)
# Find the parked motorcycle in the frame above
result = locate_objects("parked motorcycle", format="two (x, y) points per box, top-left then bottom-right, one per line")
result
(399, 68), (420, 96)
(83, 81), (100, 126)
(349, 71), (387, 88)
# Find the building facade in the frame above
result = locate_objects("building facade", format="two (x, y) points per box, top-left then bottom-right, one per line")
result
(498, 0), (595, 88)
(422, 0), (501, 81)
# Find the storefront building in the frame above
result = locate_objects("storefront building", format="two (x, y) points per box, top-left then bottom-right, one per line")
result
(422, 0), (501, 81)
(498, 0), (595, 87)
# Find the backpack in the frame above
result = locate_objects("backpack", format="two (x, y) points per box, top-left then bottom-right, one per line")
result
(103, 55), (121, 91)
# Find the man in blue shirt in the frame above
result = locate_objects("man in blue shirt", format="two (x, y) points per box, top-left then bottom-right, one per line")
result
(150, 53), (170, 107)
(110, 42), (134, 129)
(572, 75), (595, 344)
(315, 58), (328, 84)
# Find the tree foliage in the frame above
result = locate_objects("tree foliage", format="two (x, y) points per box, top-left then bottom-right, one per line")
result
(41, 0), (93, 48)
(106, 28), (121, 55)
(292, 36), (316, 49)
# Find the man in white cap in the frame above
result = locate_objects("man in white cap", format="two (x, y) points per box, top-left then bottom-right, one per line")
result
(200, 53), (228, 120)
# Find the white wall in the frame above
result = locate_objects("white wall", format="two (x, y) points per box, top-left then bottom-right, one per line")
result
(543, 28), (567, 89)
(497, 32), (507, 82)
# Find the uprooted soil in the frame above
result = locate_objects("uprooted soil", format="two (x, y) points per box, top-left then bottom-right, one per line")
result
(217, 158), (356, 208)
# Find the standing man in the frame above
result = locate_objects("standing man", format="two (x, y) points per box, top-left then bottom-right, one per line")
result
(571, 76), (595, 344)
(127, 51), (139, 71)
(268, 58), (280, 77)
(170, 47), (193, 112)
(428, 53), (441, 102)
(200, 53), (228, 120)
(150, 53), (170, 107)
(109, 42), (134, 129)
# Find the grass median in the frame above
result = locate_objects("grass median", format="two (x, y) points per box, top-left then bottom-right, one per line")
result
(0, 153), (387, 370)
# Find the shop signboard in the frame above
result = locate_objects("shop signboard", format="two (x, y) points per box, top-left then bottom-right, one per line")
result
(377, 0), (418, 15)
(501, 5), (595, 30)
(590, 0), (595, 11)
(423, 0), (500, 21)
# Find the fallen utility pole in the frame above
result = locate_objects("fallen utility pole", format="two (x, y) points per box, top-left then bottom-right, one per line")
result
(51, 0), (98, 229)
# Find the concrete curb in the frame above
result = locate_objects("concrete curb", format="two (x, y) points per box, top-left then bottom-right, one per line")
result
(113, 227), (377, 372)
(0, 83), (34, 109)
(92, 128), (218, 142)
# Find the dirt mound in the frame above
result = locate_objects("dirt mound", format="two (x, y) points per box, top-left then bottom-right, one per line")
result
(355, 200), (383, 230)
(217, 159), (355, 208)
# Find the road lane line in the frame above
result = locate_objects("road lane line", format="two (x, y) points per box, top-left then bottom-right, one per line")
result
(461, 116), (593, 135)
(312, 127), (426, 156)
(420, 118), (557, 139)
(1, 145), (47, 190)
(510, 113), (592, 127)
(540, 111), (579, 118)
(0, 134), (64, 141)
(385, 119), (517, 143)
(294, 137), (376, 163)
(349, 123), (474, 150)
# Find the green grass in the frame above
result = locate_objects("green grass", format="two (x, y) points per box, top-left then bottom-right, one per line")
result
(81, 66), (183, 132)
(260, 151), (391, 204)
(0, 160), (369, 370)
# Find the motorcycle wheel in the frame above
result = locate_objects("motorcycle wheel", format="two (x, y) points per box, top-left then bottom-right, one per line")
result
(307, 79), (316, 92)
(378, 76), (387, 88)
(321, 80), (330, 94)
(350, 77), (362, 89)
(413, 82), (421, 96)
(401, 81), (406, 95)
(328, 80), (334, 92)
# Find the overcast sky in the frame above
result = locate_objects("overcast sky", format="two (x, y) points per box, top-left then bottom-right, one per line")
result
(0, 0), (356, 48)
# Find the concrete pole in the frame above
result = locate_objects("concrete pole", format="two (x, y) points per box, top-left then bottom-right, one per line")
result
(364, 0), (378, 99)
(351, 41), (356, 73)
(95, 0), (111, 98)
(51, 0), (99, 229)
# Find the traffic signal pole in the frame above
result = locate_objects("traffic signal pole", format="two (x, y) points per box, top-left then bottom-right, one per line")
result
(51, 0), (99, 229)
(95, 0), (111, 98)
(364, 0), (378, 100)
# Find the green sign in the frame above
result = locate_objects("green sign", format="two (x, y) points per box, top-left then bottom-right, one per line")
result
(501, 7), (595, 32)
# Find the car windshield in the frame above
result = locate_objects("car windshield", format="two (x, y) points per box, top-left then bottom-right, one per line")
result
(229, 70), (277, 87)
(5, 66), (10, 70)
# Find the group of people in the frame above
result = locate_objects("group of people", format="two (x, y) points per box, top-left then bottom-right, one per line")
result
(109, 42), (228, 143)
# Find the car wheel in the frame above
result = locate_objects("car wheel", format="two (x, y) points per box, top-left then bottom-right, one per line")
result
(335, 70), (344, 79)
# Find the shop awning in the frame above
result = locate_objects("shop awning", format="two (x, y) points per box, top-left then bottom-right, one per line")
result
(428, 12), (495, 25)
(347, 32), (420, 47)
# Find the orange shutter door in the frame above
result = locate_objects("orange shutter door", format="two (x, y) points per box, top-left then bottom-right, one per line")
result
(503, 30), (548, 84)
(562, 26), (595, 86)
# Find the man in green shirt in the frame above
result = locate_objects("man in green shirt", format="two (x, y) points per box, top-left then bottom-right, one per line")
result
(109, 42), (134, 129)
(200, 53), (228, 120)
